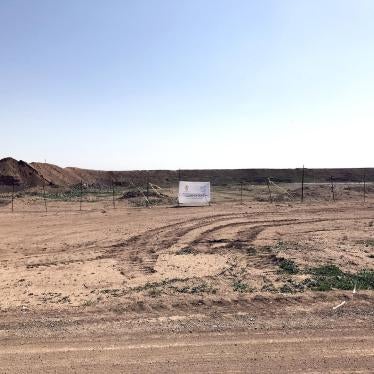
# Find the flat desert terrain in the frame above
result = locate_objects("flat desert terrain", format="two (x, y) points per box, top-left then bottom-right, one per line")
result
(0, 198), (373, 373)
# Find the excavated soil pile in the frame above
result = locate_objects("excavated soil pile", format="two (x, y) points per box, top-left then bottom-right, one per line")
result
(121, 188), (175, 206)
(0, 157), (50, 191)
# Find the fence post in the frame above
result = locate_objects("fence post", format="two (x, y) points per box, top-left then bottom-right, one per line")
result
(330, 176), (335, 202)
(146, 173), (150, 207)
(266, 178), (273, 203)
(43, 181), (48, 213)
(112, 180), (116, 209)
(11, 182), (14, 213)
(80, 180), (83, 211)
(363, 170), (366, 203)
(301, 165), (305, 203)
(209, 180), (211, 206)
(240, 182), (243, 204)
(177, 169), (181, 207)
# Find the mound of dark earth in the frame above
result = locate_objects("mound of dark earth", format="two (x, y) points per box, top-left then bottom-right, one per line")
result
(0, 157), (50, 191)
(121, 189), (169, 199)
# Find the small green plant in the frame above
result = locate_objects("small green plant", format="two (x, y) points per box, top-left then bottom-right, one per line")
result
(172, 281), (216, 294)
(355, 270), (374, 289)
(279, 284), (294, 293)
(176, 247), (194, 255)
(246, 247), (257, 256)
(310, 264), (343, 277)
(233, 279), (249, 293)
(147, 287), (162, 298)
(131, 278), (189, 292)
(279, 259), (299, 274)
(308, 265), (374, 291)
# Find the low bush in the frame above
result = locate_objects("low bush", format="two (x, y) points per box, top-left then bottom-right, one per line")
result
(308, 265), (374, 291)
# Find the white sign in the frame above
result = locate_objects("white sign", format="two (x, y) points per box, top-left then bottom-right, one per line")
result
(178, 181), (211, 206)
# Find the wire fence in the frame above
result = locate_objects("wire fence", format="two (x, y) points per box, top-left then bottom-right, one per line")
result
(0, 177), (372, 213)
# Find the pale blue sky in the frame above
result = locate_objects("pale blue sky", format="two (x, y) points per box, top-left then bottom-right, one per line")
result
(1, 0), (373, 170)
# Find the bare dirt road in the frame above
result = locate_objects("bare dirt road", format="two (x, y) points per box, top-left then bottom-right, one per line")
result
(0, 199), (373, 372)
(1, 327), (373, 373)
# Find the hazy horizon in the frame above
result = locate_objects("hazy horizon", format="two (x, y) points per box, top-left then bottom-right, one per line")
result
(1, 1), (374, 170)
(1, 155), (373, 172)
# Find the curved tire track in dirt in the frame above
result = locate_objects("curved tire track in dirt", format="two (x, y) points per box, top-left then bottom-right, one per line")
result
(108, 213), (374, 278)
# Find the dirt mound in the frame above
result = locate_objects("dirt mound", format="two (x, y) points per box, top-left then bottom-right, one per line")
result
(0, 157), (50, 190)
(31, 163), (83, 186)
(30, 163), (120, 186)
(121, 188), (175, 206)
(121, 189), (168, 199)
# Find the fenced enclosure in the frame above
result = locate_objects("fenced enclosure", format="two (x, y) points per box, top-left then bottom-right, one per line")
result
(1, 177), (373, 213)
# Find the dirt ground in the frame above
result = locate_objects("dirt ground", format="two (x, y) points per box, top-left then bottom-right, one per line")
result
(0, 199), (373, 372)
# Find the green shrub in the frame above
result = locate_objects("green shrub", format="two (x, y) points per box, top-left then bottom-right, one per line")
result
(310, 264), (343, 277)
(279, 259), (299, 274)
(308, 265), (374, 291)
(176, 247), (194, 255)
(233, 280), (249, 293)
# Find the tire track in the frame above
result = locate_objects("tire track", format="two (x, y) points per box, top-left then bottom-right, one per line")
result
(107, 214), (374, 276)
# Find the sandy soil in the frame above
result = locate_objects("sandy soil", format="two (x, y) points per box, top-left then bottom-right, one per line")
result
(0, 200), (373, 372)
(1, 327), (373, 373)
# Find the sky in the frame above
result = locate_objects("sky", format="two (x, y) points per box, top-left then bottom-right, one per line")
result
(1, 0), (373, 170)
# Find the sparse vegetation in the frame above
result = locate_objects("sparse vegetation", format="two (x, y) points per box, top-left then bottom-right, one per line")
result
(100, 288), (125, 297)
(309, 264), (343, 277)
(278, 258), (299, 274)
(245, 247), (257, 256)
(172, 281), (217, 294)
(176, 247), (194, 255)
(308, 265), (374, 291)
(360, 239), (374, 247)
(233, 279), (249, 293)
(131, 279), (181, 292)
(147, 287), (162, 298)
(279, 284), (294, 293)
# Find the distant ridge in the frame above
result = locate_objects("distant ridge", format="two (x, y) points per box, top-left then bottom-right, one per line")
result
(0, 157), (373, 190)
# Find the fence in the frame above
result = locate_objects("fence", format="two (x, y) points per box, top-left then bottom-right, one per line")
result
(0, 174), (372, 213)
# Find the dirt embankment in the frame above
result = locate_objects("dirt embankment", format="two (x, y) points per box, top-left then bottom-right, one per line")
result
(30, 162), (83, 186)
(0, 158), (50, 190)
(1, 156), (374, 190)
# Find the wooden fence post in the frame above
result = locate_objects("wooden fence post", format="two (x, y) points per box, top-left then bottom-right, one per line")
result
(266, 178), (273, 204)
(80, 180), (83, 211)
(301, 165), (305, 203)
(177, 169), (181, 207)
(146, 173), (150, 207)
(240, 182), (243, 204)
(11, 182), (14, 213)
(112, 180), (116, 209)
(43, 181), (48, 213)
(330, 176), (335, 202)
